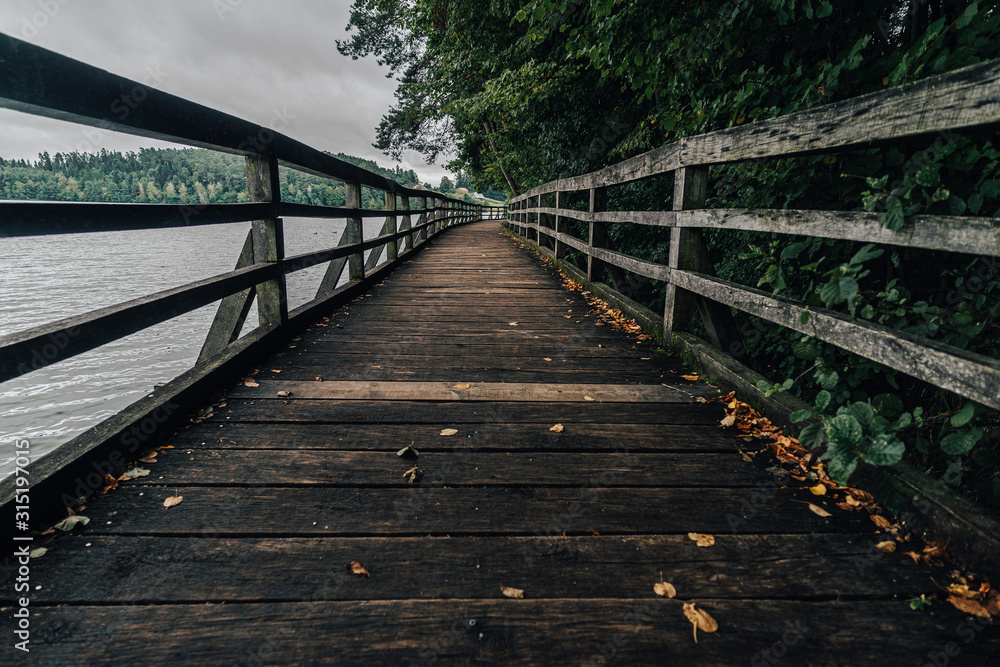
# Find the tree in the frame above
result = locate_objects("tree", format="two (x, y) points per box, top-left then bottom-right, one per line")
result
(438, 175), (453, 192)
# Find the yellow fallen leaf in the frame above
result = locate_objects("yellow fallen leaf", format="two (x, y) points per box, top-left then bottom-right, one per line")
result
(681, 374), (699, 381)
(584, 395), (595, 402)
(720, 414), (736, 428)
(870, 514), (892, 528)
(271, 369), (281, 373)
(727, 400), (738, 409)
(508, 321), (519, 326)
(440, 428), (459, 436)
(688, 532), (715, 547)
(808, 503), (832, 517)
(653, 572), (676, 598)
(809, 484), (827, 496)
(348, 561), (370, 577)
(276, 390), (292, 397)
(948, 584), (976, 599)
(876, 540), (897, 553)
(947, 595), (990, 619)
(500, 585), (524, 599)
(243, 379), (259, 388)
(452, 383), (471, 390)
(543, 357), (553, 362)
(163, 495), (183, 508)
(904, 551), (922, 564)
(683, 602), (718, 643)
(549, 424), (564, 433)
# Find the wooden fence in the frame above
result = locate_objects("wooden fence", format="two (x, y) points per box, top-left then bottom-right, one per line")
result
(0, 36), (495, 516)
(507, 58), (1000, 414)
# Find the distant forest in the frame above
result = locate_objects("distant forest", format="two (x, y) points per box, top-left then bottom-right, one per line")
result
(0, 147), (505, 209)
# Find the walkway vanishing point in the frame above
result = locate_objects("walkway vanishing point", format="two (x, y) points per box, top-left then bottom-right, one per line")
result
(4, 221), (998, 665)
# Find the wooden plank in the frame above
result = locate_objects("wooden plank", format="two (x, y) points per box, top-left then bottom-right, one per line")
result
(681, 209), (1000, 256)
(207, 400), (721, 424)
(246, 154), (287, 328)
(123, 451), (767, 487)
(671, 270), (1000, 409)
(13, 599), (996, 666)
(22, 534), (931, 603)
(168, 422), (735, 453)
(524, 206), (675, 227)
(227, 381), (696, 403)
(77, 487), (872, 535)
(345, 182), (364, 281)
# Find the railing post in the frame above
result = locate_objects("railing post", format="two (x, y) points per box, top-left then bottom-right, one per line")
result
(400, 195), (412, 252)
(246, 154), (287, 328)
(553, 190), (567, 260)
(587, 187), (608, 282)
(665, 166), (742, 352)
(385, 192), (398, 261)
(345, 181), (364, 282)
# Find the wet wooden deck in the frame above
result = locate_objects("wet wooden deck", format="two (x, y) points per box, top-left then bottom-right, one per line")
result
(7, 221), (997, 665)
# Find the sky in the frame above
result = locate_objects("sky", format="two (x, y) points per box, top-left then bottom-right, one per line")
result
(0, 0), (452, 185)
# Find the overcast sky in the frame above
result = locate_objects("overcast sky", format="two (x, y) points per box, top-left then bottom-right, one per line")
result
(0, 0), (452, 185)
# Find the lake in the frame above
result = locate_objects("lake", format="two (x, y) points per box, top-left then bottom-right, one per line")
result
(0, 216), (387, 479)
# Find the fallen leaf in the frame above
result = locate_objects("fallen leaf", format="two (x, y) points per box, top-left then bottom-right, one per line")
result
(403, 466), (424, 483)
(549, 424), (565, 433)
(243, 379), (259, 388)
(276, 390), (293, 397)
(653, 572), (677, 598)
(876, 540), (897, 553)
(315, 376), (324, 382)
(845, 495), (862, 507)
(948, 584), (977, 599)
(122, 467), (151, 479)
(808, 503), (832, 517)
(348, 561), (370, 577)
(720, 414), (736, 428)
(500, 586), (524, 599)
(440, 428), (459, 436)
(681, 374), (699, 381)
(271, 369), (281, 373)
(947, 595), (990, 619)
(809, 483), (827, 496)
(836, 502), (854, 511)
(904, 551), (922, 564)
(29, 547), (48, 558)
(397, 445), (419, 457)
(452, 383), (471, 390)
(688, 532), (715, 547)
(543, 358), (553, 362)
(683, 602), (718, 643)
(870, 514), (892, 528)
(138, 456), (157, 465)
(986, 590), (1000, 616)
(53, 516), (90, 531)
(508, 321), (519, 326)
(163, 495), (183, 508)
(584, 395), (595, 402)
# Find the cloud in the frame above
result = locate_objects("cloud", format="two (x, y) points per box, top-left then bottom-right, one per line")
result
(0, 0), (451, 184)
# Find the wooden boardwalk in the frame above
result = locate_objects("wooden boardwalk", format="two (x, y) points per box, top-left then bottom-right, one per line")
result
(8, 221), (997, 665)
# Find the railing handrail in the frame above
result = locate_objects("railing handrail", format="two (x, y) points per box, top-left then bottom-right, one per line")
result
(506, 57), (1000, 412)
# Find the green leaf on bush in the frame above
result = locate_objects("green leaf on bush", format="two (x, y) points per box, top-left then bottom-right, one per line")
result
(883, 196), (904, 230)
(861, 435), (905, 466)
(826, 454), (859, 484)
(814, 390), (832, 411)
(798, 423), (824, 447)
(792, 340), (817, 361)
(940, 428), (982, 455)
(915, 165), (940, 188)
(849, 401), (875, 429)
(950, 402), (975, 428)
(790, 409), (813, 423)
(826, 414), (863, 445)
(817, 370), (839, 390)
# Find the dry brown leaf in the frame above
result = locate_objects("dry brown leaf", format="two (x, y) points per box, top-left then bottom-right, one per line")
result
(500, 586), (524, 599)
(904, 551), (921, 564)
(688, 532), (715, 547)
(986, 590), (1000, 616)
(403, 466), (424, 483)
(809, 484), (827, 496)
(276, 390), (292, 398)
(845, 495), (862, 507)
(163, 495), (183, 508)
(508, 321), (519, 326)
(947, 595), (990, 619)
(549, 424), (565, 433)
(683, 602), (718, 643)
(948, 584), (977, 599)
(584, 395), (595, 402)
(452, 383), (471, 390)
(243, 379), (259, 388)
(876, 540), (897, 554)
(543, 357), (553, 362)
(836, 502), (854, 511)
(315, 376), (324, 382)
(440, 428), (459, 436)
(720, 414), (736, 428)
(348, 561), (370, 577)
(681, 374), (699, 381)
(870, 514), (892, 528)
(808, 503), (832, 517)
(653, 572), (676, 598)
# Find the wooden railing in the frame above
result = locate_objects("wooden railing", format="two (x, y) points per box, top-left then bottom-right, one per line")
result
(0, 36), (494, 516)
(507, 58), (1000, 413)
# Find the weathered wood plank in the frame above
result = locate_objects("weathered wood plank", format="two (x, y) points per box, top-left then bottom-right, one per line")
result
(19, 534), (930, 603)
(12, 599), (996, 667)
(227, 381), (696, 403)
(78, 487), (871, 535)
(246, 155), (287, 328)
(671, 269), (1000, 409)
(197, 229), (257, 362)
